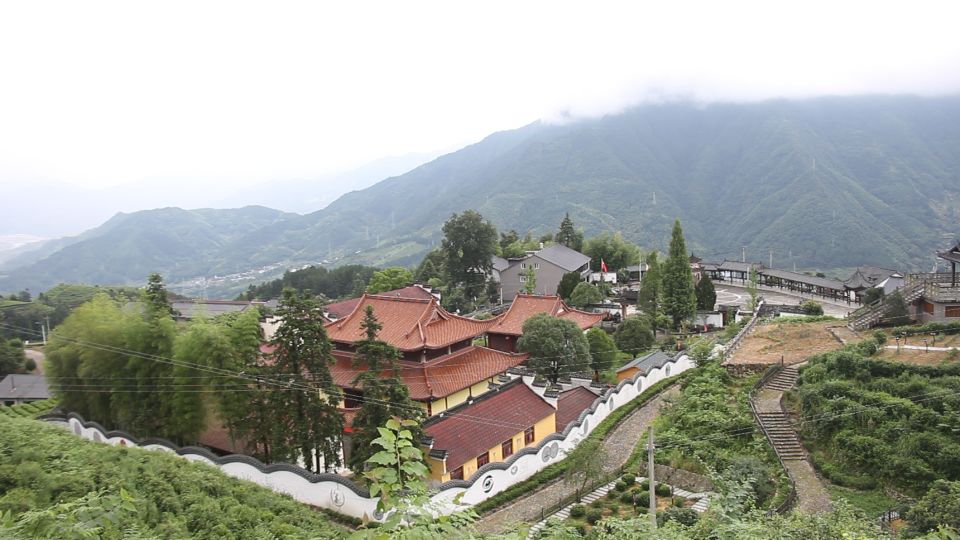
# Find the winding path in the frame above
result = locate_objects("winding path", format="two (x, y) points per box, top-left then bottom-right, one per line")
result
(474, 387), (679, 535)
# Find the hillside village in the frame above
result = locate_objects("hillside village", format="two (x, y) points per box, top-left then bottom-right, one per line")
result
(2, 210), (959, 539)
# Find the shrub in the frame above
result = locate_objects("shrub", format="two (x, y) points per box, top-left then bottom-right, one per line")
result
(801, 300), (824, 316)
(659, 506), (699, 527)
(621, 473), (635, 485)
(586, 508), (603, 525)
(872, 330), (887, 345)
(655, 483), (672, 497)
(590, 499), (603, 508)
(637, 491), (650, 507)
(614, 480), (628, 492)
(569, 504), (586, 518)
(608, 503), (620, 514)
(607, 490), (619, 499)
(906, 480), (960, 534)
(620, 492), (634, 504)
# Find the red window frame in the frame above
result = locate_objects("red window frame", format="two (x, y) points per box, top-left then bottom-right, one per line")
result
(476, 452), (490, 468)
(450, 466), (464, 480)
(524, 426), (535, 445)
(501, 439), (514, 458)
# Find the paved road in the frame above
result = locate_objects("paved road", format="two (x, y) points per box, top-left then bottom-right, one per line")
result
(474, 387), (679, 535)
(715, 284), (855, 318)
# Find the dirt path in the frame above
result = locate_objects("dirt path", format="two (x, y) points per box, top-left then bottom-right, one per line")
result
(474, 387), (679, 534)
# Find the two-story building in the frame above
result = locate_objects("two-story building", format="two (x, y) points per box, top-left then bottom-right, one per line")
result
(491, 244), (591, 301)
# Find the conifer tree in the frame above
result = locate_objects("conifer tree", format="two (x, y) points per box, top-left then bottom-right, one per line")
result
(661, 220), (697, 330)
(556, 213), (583, 252)
(266, 289), (343, 472)
(348, 306), (423, 474)
(695, 273), (717, 311)
(523, 265), (537, 294)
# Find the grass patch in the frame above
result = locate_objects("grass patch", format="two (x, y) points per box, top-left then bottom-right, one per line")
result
(826, 485), (899, 517)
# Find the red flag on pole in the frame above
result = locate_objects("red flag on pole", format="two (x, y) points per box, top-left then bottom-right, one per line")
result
(601, 258), (608, 273)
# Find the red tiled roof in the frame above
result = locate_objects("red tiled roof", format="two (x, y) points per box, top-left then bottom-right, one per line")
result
(325, 285), (436, 319)
(555, 386), (600, 432)
(424, 380), (555, 473)
(488, 294), (603, 336)
(324, 294), (495, 351)
(330, 346), (527, 401)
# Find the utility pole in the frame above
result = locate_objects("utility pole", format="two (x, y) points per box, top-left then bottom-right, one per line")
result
(36, 321), (46, 345)
(769, 248), (773, 269)
(741, 246), (746, 263)
(648, 426), (656, 527)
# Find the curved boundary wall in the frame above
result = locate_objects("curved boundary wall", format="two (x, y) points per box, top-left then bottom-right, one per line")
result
(44, 354), (694, 521)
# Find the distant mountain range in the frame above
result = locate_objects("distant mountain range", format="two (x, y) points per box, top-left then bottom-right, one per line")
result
(2, 95), (959, 296)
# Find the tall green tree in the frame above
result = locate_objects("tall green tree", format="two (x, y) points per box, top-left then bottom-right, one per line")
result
(522, 265), (537, 294)
(169, 319), (234, 445)
(695, 274), (717, 311)
(348, 306), (423, 474)
(366, 267), (414, 294)
(746, 267), (760, 311)
(414, 250), (445, 284)
(883, 290), (910, 325)
(266, 289), (343, 472)
(637, 252), (661, 319)
(440, 210), (498, 288)
(556, 271), (582, 301)
(661, 220), (696, 329)
(556, 213), (584, 252)
(498, 229), (520, 253)
(517, 314), (591, 384)
(214, 308), (278, 462)
(569, 282), (602, 308)
(585, 328), (618, 379)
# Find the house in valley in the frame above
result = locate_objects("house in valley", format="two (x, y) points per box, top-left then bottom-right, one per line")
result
(486, 294), (604, 353)
(0, 374), (50, 406)
(491, 244), (591, 301)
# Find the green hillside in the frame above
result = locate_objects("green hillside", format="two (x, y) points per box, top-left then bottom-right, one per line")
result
(3, 96), (959, 293)
(0, 414), (346, 538)
(0, 206), (296, 292)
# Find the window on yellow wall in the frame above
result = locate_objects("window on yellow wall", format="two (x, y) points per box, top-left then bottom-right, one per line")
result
(451, 467), (464, 480)
(524, 426), (535, 445)
(502, 439), (514, 458)
(477, 452), (490, 468)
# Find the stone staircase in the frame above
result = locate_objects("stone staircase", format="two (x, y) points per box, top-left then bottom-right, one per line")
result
(848, 282), (923, 330)
(757, 411), (806, 461)
(764, 365), (799, 391)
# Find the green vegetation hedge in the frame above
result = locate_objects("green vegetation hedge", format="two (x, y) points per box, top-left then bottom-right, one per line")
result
(0, 415), (346, 539)
(797, 349), (960, 496)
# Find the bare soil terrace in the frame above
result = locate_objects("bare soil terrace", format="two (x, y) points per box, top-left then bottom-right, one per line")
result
(726, 320), (850, 366)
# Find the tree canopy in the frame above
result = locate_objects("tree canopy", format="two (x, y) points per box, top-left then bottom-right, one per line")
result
(695, 274), (717, 311)
(569, 282), (602, 308)
(556, 271), (582, 301)
(661, 220), (696, 329)
(583, 232), (640, 272)
(517, 313), (591, 384)
(585, 328), (618, 378)
(614, 316), (655, 356)
(366, 267), (414, 294)
(440, 210), (498, 288)
(637, 252), (661, 319)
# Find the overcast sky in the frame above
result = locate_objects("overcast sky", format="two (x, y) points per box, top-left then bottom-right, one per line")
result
(2, 0), (959, 194)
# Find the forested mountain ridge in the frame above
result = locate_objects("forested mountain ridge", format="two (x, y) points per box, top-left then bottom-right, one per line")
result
(0, 206), (296, 291)
(3, 95), (959, 293)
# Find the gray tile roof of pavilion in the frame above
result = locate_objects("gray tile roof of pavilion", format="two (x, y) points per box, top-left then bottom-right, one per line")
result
(616, 351), (674, 374)
(717, 260), (762, 273)
(762, 268), (845, 290)
(936, 242), (960, 264)
(0, 374), (50, 401)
